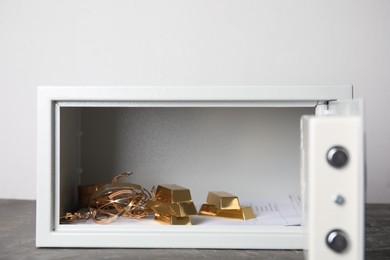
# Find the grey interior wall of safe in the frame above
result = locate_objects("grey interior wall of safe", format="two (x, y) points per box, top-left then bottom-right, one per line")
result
(79, 107), (313, 204)
(60, 108), (81, 214)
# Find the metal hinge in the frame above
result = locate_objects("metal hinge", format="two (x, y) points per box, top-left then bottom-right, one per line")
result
(315, 101), (330, 116)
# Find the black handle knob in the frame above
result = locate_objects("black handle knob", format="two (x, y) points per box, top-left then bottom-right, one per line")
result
(327, 146), (349, 168)
(326, 229), (348, 253)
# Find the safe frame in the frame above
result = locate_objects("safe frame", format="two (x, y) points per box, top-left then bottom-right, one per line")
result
(36, 86), (364, 260)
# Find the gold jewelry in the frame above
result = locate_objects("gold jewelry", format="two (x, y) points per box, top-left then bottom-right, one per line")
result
(60, 171), (151, 224)
(59, 209), (91, 224)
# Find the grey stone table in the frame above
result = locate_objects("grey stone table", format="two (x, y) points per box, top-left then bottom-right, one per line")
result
(0, 200), (389, 260)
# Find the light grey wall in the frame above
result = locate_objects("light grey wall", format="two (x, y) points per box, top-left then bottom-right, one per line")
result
(0, 0), (389, 203)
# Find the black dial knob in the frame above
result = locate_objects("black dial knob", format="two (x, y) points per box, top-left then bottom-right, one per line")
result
(327, 146), (349, 168)
(326, 229), (348, 253)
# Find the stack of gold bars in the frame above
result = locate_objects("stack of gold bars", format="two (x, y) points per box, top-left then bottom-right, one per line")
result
(146, 184), (197, 225)
(198, 191), (255, 220)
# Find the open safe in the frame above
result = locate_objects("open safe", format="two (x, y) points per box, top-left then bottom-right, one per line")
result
(36, 86), (364, 260)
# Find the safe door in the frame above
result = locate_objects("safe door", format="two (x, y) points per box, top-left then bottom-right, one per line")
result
(301, 99), (364, 260)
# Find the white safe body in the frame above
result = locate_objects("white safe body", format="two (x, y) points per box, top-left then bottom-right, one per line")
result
(36, 86), (364, 260)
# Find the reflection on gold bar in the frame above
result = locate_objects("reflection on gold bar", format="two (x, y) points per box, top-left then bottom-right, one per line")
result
(198, 204), (219, 216)
(155, 184), (192, 203)
(206, 191), (240, 210)
(155, 214), (191, 225)
(199, 204), (256, 220)
(146, 198), (197, 217)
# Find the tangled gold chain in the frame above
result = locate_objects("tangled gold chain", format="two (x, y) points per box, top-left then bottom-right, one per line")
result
(60, 172), (151, 224)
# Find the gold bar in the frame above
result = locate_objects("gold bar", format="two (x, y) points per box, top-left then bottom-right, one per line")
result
(206, 191), (241, 210)
(154, 184), (192, 203)
(217, 206), (256, 220)
(154, 214), (191, 225)
(177, 201), (197, 216)
(146, 198), (197, 217)
(199, 204), (256, 220)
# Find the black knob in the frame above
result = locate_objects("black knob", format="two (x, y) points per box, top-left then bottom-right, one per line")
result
(327, 146), (349, 168)
(326, 229), (348, 253)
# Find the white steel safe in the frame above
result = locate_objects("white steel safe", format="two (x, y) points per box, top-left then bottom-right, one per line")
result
(36, 86), (364, 260)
